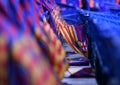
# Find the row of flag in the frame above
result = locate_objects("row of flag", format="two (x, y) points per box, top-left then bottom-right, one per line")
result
(0, 0), (89, 85)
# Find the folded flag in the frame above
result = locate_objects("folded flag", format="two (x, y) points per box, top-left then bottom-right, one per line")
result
(51, 7), (88, 57)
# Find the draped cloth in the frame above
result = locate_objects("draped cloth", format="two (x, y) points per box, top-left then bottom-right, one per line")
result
(0, 0), (68, 85)
(51, 7), (88, 57)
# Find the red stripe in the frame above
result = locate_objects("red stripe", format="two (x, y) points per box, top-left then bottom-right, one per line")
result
(0, 45), (7, 51)
(50, 50), (58, 64)
(52, 36), (57, 46)
(57, 45), (63, 56)
(27, 59), (36, 71)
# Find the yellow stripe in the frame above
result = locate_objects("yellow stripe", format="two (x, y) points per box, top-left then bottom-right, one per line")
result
(68, 25), (76, 43)
(71, 25), (78, 42)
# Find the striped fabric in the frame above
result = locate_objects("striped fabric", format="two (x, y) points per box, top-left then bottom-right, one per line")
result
(51, 7), (88, 56)
(0, 0), (68, 85)
(35, 0), (69, 79)
(35, 19), (69, 80)
(0, 32), (8, 85)
(75, 25), (88, 56)
(12, 36), (61, 85)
